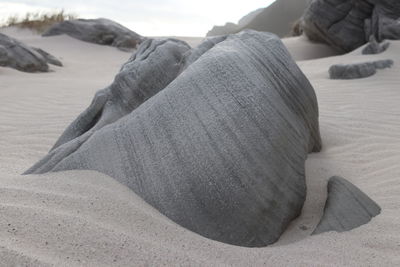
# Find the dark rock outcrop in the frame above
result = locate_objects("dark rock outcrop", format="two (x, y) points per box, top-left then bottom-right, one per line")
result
(43, 18), (142, 50)
(0, 33), (61, 72)
(329, 59), (393, 79)
(362, 36), (390, 55)
(301, 0), (400, 52)
(313, 176), (381, 235)
(26, 30), (321, 247)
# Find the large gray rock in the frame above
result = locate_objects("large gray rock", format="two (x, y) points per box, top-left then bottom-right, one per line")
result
(313, 176), (381, 235)
(26, 30), (322, 247)
(43, 18), (142, 50)
(329, 59), (393, 79)
(301, 0), (400, 52)
(0, 33), (61, 72)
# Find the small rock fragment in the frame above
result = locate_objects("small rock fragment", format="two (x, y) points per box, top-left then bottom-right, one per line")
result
(313, 176), (381, 235)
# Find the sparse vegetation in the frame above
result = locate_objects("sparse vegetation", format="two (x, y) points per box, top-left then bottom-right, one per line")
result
(2, 10), (77, 33)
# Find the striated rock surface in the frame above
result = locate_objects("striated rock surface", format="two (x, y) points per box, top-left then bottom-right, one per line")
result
(26, 30), (321, 247)
(329, 59), (393, 79)
(362, 36), (390, 55)
(301, 0), (400, 52)
(0, 33), (61, 72)
(313, 176), (381, 235)
(43, 18), (142, 50)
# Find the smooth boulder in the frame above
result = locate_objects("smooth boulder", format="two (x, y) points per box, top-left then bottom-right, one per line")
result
(43, 18), (142, 50)
(301, 0), (400, 52)
(313, 176), (381, 235)
(0, 33), (61, 72)
(26, 30), (322, 247)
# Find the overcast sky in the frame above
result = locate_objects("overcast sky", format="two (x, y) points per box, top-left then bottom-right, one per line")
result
(0, 0), (274, 36)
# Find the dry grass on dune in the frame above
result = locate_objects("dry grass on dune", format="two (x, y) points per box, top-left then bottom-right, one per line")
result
(2, 10), (77, 33)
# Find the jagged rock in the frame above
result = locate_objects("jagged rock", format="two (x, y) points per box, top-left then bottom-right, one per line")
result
(25, 30), (322, 247)
(362, 36), (390, 55)
(329, 59), (393, 79)
(0, 33), (61, 72)
(301, 0), (400, 52)
(313, 176), (381, 235)
(43, 18), (142, 50)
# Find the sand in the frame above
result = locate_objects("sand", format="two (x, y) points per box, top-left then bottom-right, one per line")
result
(1, 27), (399, 266)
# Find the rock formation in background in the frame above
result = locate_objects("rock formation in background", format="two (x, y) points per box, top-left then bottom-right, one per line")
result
(0, 33), (62, 72)
(207, 0), (310, 37)
(43, 18), (143, 50)
(329, 59), (393, 79)
(26, 30), (322, 247)
(313, 176), (381, 235)
(362, 36), (390, 55)
(301, 0), (400, 52)
(206, 8), (263, 36)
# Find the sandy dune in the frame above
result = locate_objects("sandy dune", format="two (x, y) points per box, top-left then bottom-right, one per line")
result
(1, 28), (400, 266)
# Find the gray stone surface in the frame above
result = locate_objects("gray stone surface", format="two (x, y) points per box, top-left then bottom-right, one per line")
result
(43, 18), (142, 50)
(0, 33), (61, 72)
(313, 176), (381, 235)
(329, 59), (393, 79)
(26, 30), (322, 247)
(362, 36), (390, 55)
(301, 0), (400, 52)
